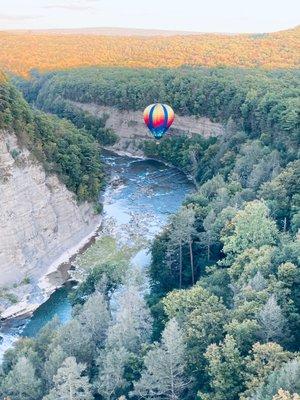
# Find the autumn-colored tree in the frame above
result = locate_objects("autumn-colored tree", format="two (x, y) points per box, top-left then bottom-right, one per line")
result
(0, 26), (299, 77)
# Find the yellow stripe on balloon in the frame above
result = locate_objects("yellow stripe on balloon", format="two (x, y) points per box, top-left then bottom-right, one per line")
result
(152, 104), (165, 126)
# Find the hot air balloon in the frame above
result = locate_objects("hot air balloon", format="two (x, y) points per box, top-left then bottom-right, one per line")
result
(143, 103), (175, 139)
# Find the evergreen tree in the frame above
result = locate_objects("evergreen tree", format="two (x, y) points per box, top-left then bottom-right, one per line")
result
(106, 274), (152, 353)
(77, 291), (111, 348)
(1, 356), (42, 400)
(258, 295), (287, 343)
(43, 357), (92, 400)
(250, 359), (300, 400)
(131, 319), (190, 400)
(43, 345), (67, 390)
(96, 347), (129, 400)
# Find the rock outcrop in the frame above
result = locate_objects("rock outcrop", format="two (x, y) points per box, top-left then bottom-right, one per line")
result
(0, 130), (101, 317)
(72, 102), (225, 156)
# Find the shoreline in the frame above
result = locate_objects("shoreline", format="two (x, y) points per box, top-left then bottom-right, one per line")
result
(104, 146), (197, 185)
(1, 216), (102, 321)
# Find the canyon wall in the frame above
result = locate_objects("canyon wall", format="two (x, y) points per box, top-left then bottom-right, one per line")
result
(0, 130), (101, 317)
(72, 102), (225, 155)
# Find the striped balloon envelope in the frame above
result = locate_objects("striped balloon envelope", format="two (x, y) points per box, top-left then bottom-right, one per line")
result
(143, 103), (175, 139)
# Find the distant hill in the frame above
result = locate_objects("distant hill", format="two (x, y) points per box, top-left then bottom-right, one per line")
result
(0, 25), (299, 76)
(6, 27), (201, 37)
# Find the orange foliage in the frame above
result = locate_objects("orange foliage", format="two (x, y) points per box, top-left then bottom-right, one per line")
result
(0, 26), (299, 76)
(0, 70), (6, 82)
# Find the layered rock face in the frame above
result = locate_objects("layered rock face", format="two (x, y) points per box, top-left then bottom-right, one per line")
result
(0, 130), (100, 289)
(72, 102), (225, 155)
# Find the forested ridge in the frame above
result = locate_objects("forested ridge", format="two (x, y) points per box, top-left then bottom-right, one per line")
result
(0, 65), (299, 399)
(17, 67), (299, 151)
(0, 26), (299, 76)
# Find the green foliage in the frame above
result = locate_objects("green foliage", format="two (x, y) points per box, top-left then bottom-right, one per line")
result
(0, 79), (104, 202)
(69, 261), (126, 305)
(221, 200), (279, 257)
(17, 67), (300, 160)
(199, 335), (245, 400)
(241, 342), (294, 399)
(250, 359), (300, 400)
(259, 161), (300, 231)
(163, 285), (228, 384)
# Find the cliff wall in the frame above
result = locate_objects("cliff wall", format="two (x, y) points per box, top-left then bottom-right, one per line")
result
(72, 102), (225, 155)
(0, 130), (101, 317)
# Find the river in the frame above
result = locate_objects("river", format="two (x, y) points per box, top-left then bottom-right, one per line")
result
(0, 151), (193, 360)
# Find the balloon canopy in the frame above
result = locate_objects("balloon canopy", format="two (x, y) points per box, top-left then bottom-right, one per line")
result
(143, 103), (175, 139)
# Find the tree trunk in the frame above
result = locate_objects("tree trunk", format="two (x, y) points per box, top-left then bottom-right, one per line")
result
(189, 239), (195, 285)
(207, 243), (210, 261)
(179, 242), (182, 289)
(283, 217), (287, 232)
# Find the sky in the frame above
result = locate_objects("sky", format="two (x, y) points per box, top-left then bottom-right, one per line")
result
(0, 0), (299, 33)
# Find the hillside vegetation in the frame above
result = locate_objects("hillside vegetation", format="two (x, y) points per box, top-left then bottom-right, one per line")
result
(17, 67), (300, 164)
(0, 26), (299, 76)
(0, 78), (105, 202)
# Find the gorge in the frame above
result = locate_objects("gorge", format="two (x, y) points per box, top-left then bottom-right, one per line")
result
(0, 149), (194, 359)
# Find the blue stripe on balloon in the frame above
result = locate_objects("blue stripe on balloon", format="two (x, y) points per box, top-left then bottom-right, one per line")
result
(148, 104), (156, 131)
(161, 104), (169, 133)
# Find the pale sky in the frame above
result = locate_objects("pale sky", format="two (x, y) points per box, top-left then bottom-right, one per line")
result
(0, 0), (299, 33)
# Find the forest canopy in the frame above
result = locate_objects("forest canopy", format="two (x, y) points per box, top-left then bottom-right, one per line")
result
(17, 66), (300, 161)
(0, 26), (299, 76)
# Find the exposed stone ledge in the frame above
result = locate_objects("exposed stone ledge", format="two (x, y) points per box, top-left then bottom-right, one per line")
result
(0, 130), (101, 318)
(71, 102), (224, 156)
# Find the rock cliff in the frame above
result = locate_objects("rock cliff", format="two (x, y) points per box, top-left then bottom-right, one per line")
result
(72, 102), (225, 156)
(0, 130), (101, 317)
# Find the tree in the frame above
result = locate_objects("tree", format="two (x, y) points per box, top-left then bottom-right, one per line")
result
(225, 319), (260, 354)
(94, 272), (152, 398)
(241, 342), (293, 400)
(272, 390), (300, 400)
(258, 295), (287, 343)
(168, 206), (198, 286)
(96, 347), (130, 400)
(199, 335), (245, 400)
(221, 200), (278, 257)
(163, 285), (227, 372)
(106, 275), (152, 353)
(259, 161), (300, 230)
(51, 319), (94, 364)
(43, 345), (67, 390)
(228, 245), (274, 287)
(43, 357), (92, 400)
(1, 356), (42, 400)
(201, 209), (218, 261)
(251, 359), (300, 400)
(250, 271), (268, 291)
(131, 319), (190, 400)
(34, 316), (61, 358)
(77, 292), (110, 348)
